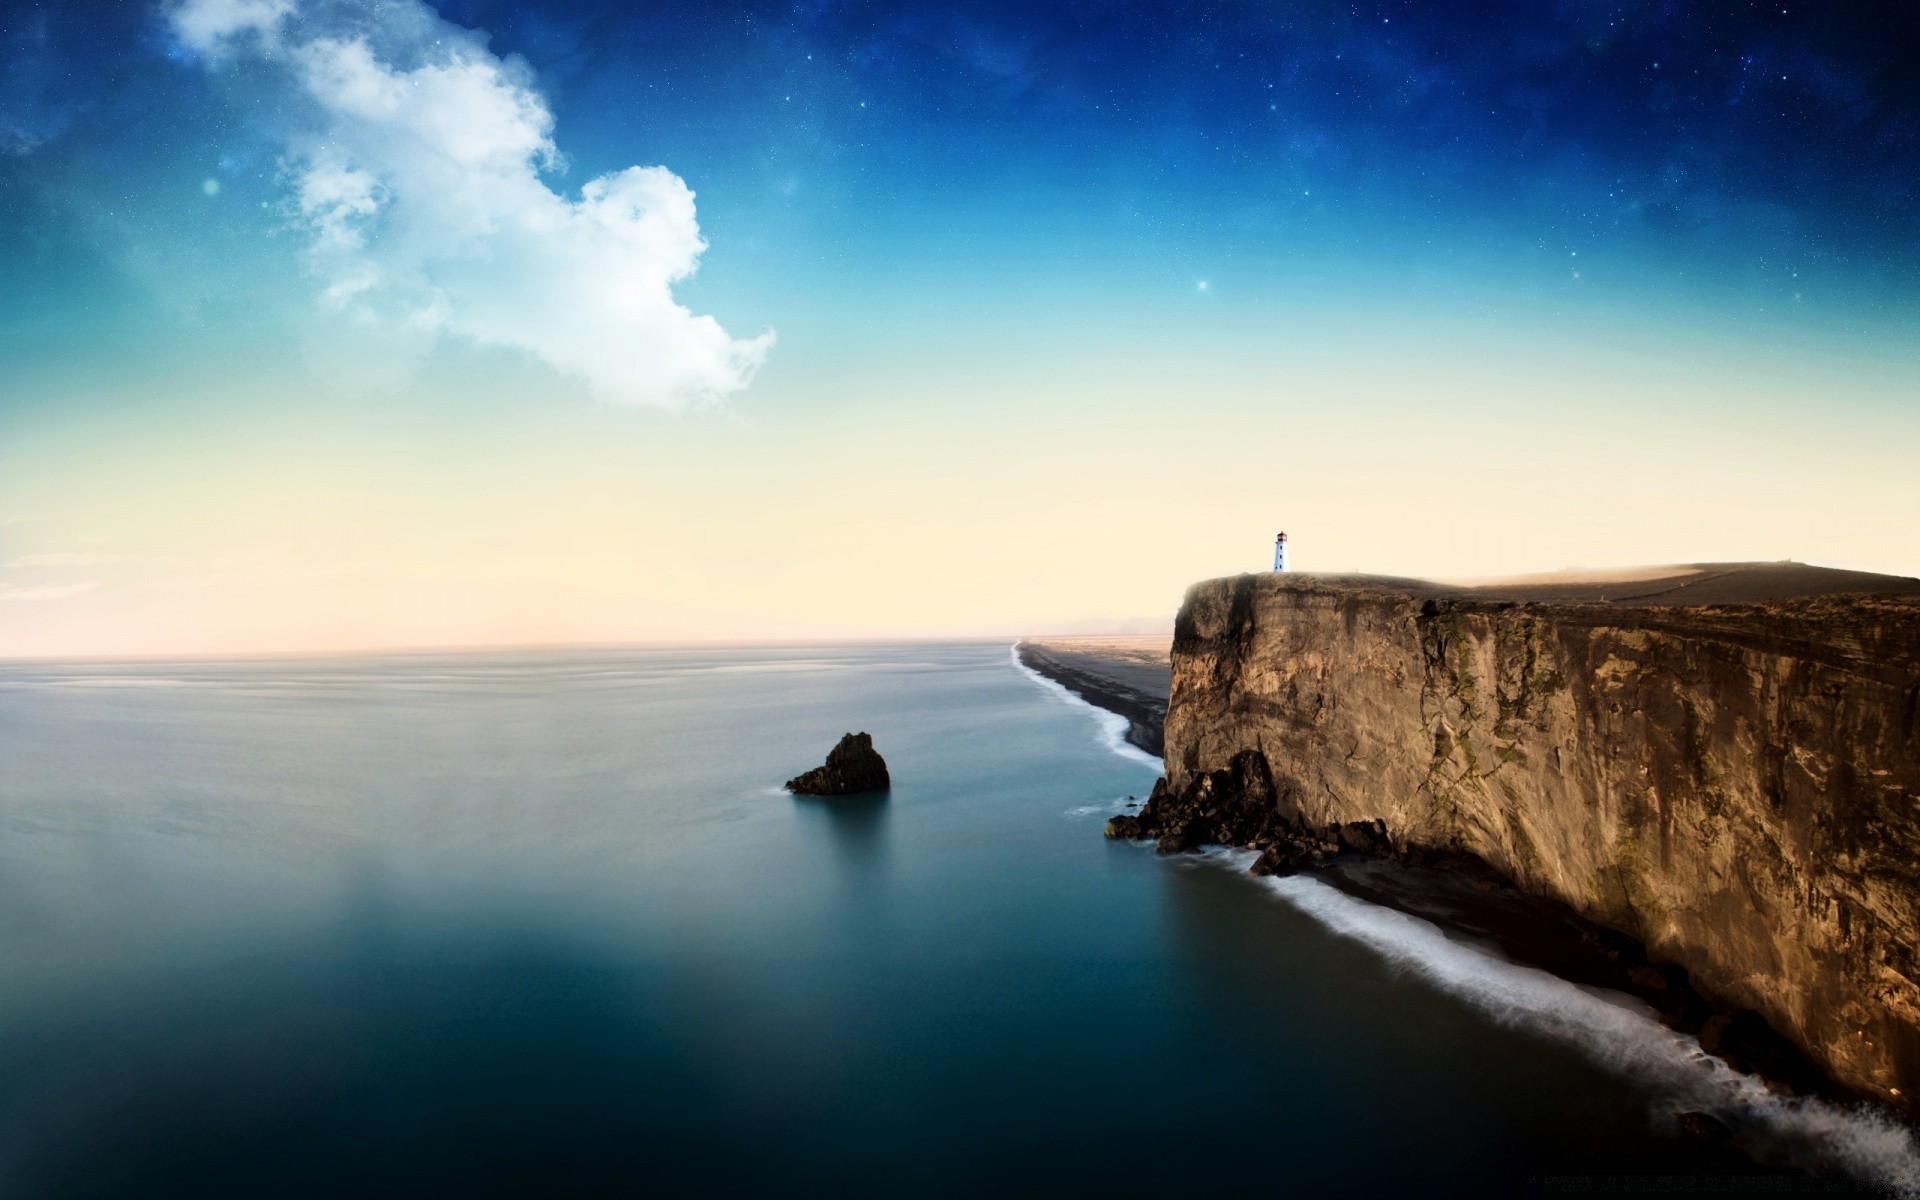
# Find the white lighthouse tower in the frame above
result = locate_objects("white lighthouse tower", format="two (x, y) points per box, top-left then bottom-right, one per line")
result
(1273, 531), (1289, 572)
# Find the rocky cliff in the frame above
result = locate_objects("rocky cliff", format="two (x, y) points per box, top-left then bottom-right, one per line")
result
(787, 732), (891, 795)
(1136, 564), (1920, 1117)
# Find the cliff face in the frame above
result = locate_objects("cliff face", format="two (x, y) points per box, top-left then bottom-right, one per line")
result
(1162, 569), (1920, 1116)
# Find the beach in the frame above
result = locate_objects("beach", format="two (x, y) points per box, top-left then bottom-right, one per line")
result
(1012, 635), (1171, 756)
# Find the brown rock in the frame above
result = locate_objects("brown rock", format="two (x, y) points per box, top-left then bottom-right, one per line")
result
(785, 732), (890, 796)
(1628, 964), (1671, 991)
(1162, 565), (1920, 1118)
(1335, 820), (1392, 857)
(1698, 1013), (1736, 1058)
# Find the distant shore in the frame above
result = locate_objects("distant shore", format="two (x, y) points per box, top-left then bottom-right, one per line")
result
(1014, 636), (1169, 758)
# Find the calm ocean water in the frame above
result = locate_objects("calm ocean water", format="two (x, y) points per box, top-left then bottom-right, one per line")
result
(0, 642), (1904, 1197)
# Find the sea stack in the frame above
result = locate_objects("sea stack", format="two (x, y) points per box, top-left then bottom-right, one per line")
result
(786, 732), (891, 796)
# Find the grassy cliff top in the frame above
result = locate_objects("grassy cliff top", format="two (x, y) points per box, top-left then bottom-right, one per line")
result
(1237, 562), (1920, 607)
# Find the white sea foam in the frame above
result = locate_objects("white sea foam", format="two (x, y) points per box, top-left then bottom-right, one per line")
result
(1064, 797), (1142, 819)
(1196, 849), (1920, 1196)
(1021, 636), (1920, 1193)
(1009, 643), (1164, 770)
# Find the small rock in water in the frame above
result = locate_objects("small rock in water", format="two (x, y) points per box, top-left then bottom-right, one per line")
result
(1673, 1111), (1733, 1142)
(786, 732), (891, 796)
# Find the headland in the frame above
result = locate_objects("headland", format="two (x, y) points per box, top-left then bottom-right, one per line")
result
(1026, 562), (1920, 1121)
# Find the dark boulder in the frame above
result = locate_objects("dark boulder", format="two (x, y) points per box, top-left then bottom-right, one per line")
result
(787, 732), (891, 796)
(1673, 1111), (1734, 1142)
(1694, 1009), (1820, 1090)
(1105, 752), (1402, 878)
(1627, 964), (1671, 991)
(1335, 819), (1392, 857)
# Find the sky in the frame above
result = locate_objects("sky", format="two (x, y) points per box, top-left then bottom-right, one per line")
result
(1, 0), (1917, 656)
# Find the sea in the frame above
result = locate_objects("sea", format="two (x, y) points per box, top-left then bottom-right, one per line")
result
(0, 641), (1912, 1198)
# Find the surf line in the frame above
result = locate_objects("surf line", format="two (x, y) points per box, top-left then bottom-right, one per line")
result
(1013, 641), (1920, 1193)
(1009, 643), (1163, 771)
(1210, 848), (1920, 1197)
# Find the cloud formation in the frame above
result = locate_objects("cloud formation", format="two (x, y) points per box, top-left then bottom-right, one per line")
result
(0, 581), (101, 602)
(169, 0), (771, 407)
(5, 552), (121, 567)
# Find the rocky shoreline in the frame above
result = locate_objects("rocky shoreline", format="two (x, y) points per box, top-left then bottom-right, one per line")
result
(1148, 564), (1920, 1120)
(1020, 579), (1920, 1121)
(1105, 752), (1836, 1101)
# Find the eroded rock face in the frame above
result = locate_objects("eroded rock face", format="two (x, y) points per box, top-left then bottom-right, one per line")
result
(1103, 751), (1392, 872)
(787, 732), (891, 796)
(1157, 572), (1920, 1117)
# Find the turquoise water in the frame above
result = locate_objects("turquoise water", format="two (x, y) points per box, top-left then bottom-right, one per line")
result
(0, 643), (1887, 1196)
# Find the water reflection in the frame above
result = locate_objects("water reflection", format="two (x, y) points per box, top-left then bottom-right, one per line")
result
(791, 791), (891, 876)
(0, 643), (1825, 1199)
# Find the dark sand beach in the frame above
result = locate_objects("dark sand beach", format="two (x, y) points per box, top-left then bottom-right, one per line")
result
(1013, 636), (1170, 757)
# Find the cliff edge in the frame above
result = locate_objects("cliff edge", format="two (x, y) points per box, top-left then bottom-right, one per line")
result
(1144, 562), (1920, 1116)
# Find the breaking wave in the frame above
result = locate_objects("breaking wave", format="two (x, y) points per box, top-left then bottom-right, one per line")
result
(1017, 638), (1920, 1194)
(1064, 797), (1142, 819)
(1204, 849), (1920, 1196)
(1008, 643), (1163, 770)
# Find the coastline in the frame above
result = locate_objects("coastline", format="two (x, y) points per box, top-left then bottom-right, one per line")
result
(1013, 637), (1168, 758)
(1017, 626), (1920, 1191)
(1015, 633), (1748, 1055)
(1143, 564), (1920, 1126)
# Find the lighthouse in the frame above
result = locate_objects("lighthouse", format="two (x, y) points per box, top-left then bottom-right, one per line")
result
(1273, 531), (1289, 573)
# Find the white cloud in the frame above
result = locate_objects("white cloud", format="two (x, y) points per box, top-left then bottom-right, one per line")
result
(6, 552), (120, 567)
(0, 581), (101, 602)
(168, 0), (772, 408)
(170, 0), (293, 58)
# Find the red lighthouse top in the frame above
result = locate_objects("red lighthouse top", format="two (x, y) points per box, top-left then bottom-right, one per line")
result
(1276, 531), (1288, 541)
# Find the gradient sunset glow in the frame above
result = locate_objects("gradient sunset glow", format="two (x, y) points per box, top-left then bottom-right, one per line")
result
(3, 0), (1916, 656)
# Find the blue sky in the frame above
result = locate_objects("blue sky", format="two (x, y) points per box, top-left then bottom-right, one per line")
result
(1, 0), (1916, 652)
(10, 0), (1919, 346)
